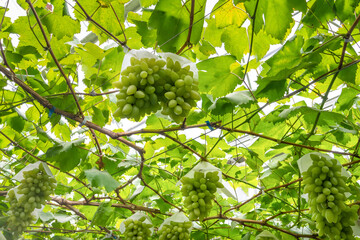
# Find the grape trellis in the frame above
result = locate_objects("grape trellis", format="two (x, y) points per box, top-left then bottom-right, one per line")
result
(0, 0), (360, 239)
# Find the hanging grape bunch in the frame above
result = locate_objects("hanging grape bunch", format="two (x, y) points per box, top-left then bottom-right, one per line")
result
(5, 189), (36, 235)
(113, 53), (200, 123)
(5, 163), (56, 236)
(158, 220), (192, 240)
(17, 163), (57, 210)
(181, 171), (223, 221)
(123, 216), (152, 240)
(113, 57), (164, 121)
(160, 57), (200, 123)
(302, 154), (359, 240)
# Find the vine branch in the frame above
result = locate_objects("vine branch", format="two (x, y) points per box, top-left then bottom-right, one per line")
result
(26, 0), (105, 168)
(176, 0), (195, 55)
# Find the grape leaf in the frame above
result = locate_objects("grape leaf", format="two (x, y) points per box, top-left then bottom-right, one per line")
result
(85, 169), (120, 192)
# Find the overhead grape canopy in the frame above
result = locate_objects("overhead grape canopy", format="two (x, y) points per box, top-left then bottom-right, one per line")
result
(0, 0), (360, 239)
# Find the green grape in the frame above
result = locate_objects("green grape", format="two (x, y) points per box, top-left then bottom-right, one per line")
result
(174, 105), (183, 115)
(175, 79), (184, 88)
(122, 104), (133, 115)
(303, 154), (359, 240)
(180, 171), (223, 221)
(140, 71), (148, 78)
(114, 56), (200, 122)
(134, 91), (145, 99)
(165, 91), (176, 100)
(184, 76), (193, 85)
(168, 100), (177, 108)
(158, 221), (191, 240)
(123, 217), (152, 240)
(6, 163), (56, 237)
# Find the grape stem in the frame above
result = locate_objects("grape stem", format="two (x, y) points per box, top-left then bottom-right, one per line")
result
(176, 0), (195, 55)
(26, 0), (105, 169)
(73, 0), (129, 48)
(160, 132), (206, 161)
(0, 64), (145, 155)
(204, 216), (321, 239)
(216, 125), (360, 158)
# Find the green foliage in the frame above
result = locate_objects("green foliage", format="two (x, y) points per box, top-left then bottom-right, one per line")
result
(1, 0), (360, 239)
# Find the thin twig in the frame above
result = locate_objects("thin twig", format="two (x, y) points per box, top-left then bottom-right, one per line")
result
(0, 64), (144, 154)
(216, 124), (360, 158)
(305, 14), (360, 140)
(26, 1), (106, 169)
(176, 0), (195, 55)
(51, 196), (163, 214)
(117, 121), (221, 137)
(204, 215), (320, 239)
(0, 131), (92, 190)
(160, 132), (206, 160)
(74, 0), (128, 48)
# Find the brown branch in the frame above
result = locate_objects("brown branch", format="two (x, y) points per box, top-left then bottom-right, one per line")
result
(140, 179), (182, 211)
(343, 158), (360, 167)
(26, 0), (83, 117)
(0, 64), (144, 154)
(280, 60), (360, 102)
(26, 227), (106, 234)
(26, 1), (105, 169)
(349, 136), (360, 168)
(224, 192), (262, 214)
(160, 133), (206, 160)
(264, 178), (302, 192)
(0, 131), (91, 191)
(176, 0), (195, 55)
(51, 196), (164, 214)
(216, 124), (360, 158)
(74, 0), (128, 47)
(117, 121), (221, 137)
(224, 156), (360, 215)
(116, 175), (138, 191)
(136, 152), (182, 211)
(305, 14), (360, 140)
(204, 215), (320, 239)
(0, 40), (14, 75)
(44, 90), (120, 98)
(50, 198), (115, 236)
(110, 3), (126, 42)
(264, 209), (308, 223)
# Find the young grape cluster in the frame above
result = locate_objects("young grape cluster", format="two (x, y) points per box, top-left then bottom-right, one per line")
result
(158, 221), (192, 240)
(113, 56), (200, 123)
(5, 163), (56, 235)
(6, 190), (36, 235)
(17, 165), (56, 210)
(181, 171), (224, 221)
(123, 216), (152, 240)
(160, 57), (200, 123)
(303, 154), (359, 240)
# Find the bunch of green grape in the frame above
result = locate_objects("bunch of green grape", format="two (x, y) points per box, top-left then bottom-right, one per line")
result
(158, 220), (192, 240)
(113, 57), (164, 121)
(160, 57), (200, 123)
(302, 154), (359, 240)
(5, 189), (36, 235)
(113, 56), (200, 122)
(181, 171), (224, 221)
(17, 164), (56, 212)
(123, 216), (152, 240)
(5, 163), (56, 235)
